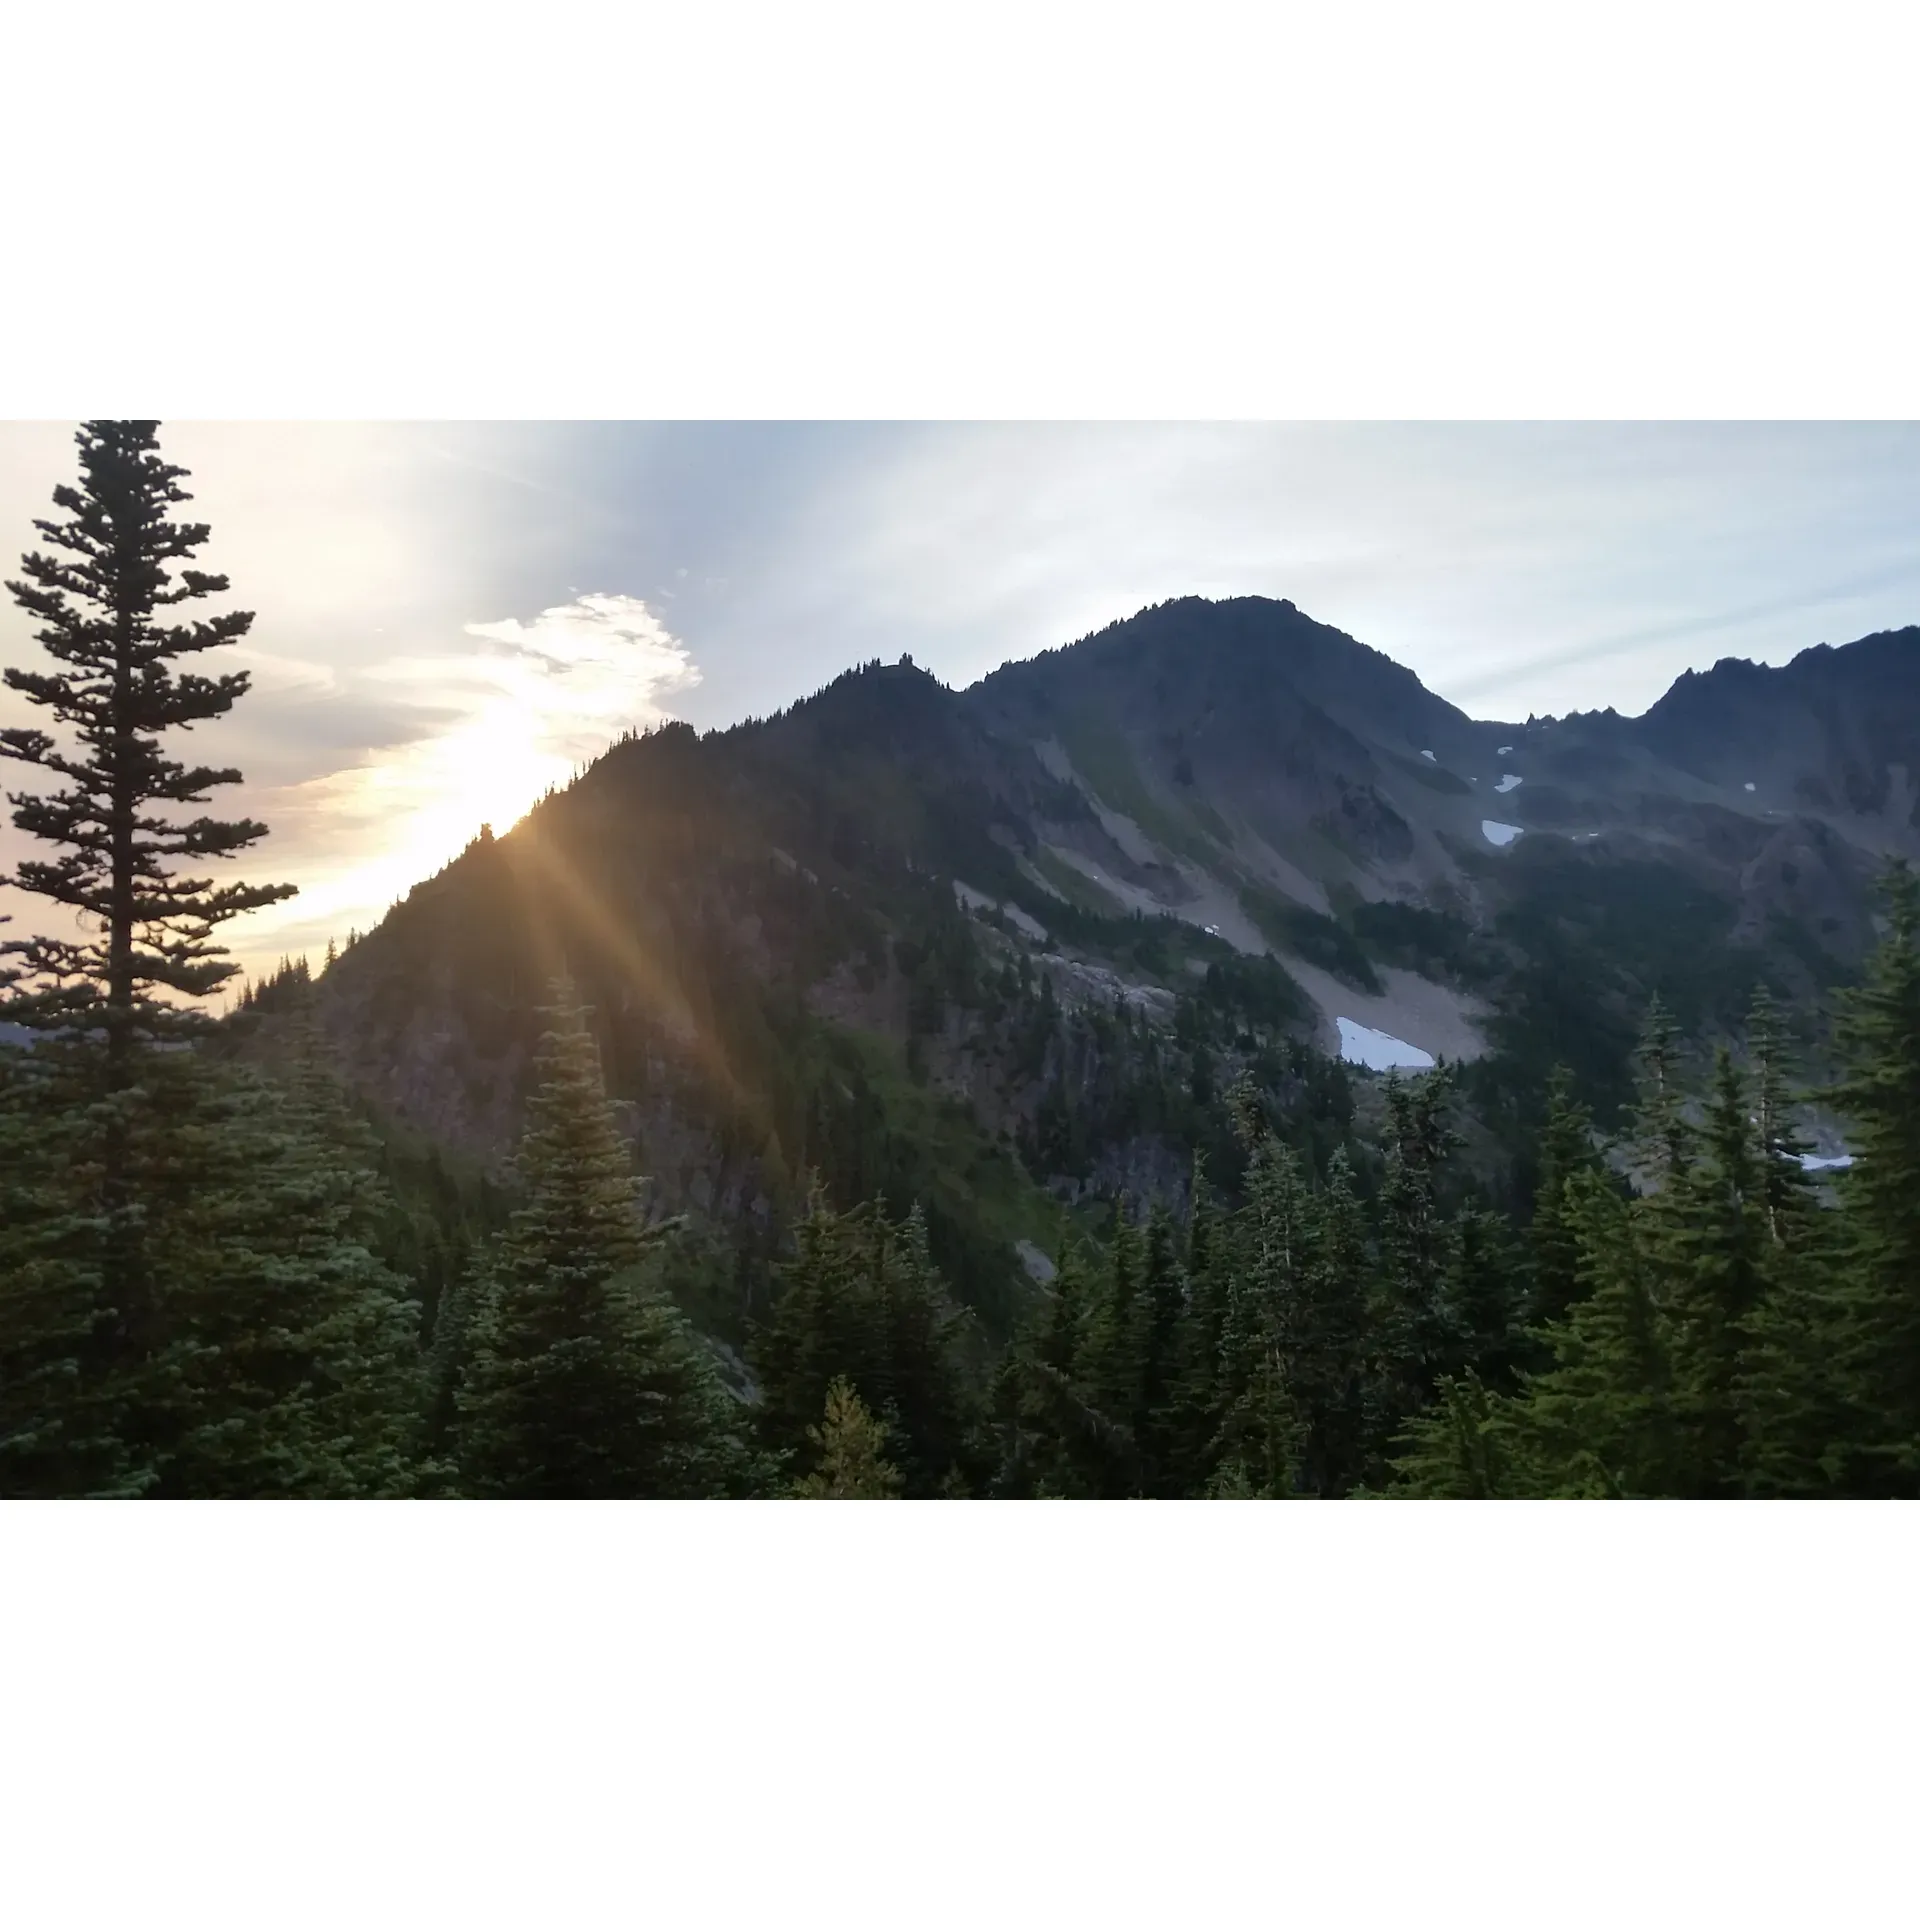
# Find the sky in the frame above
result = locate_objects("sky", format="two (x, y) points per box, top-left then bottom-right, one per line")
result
(2, 420), (1918, 983)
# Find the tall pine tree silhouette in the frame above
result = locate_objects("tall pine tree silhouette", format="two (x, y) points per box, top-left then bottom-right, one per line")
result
(1, 422), (295, 1382)
(455, 977), (748, 1497)
(1, 421), (295, 1056)
(1827, 859), (1920, 1487)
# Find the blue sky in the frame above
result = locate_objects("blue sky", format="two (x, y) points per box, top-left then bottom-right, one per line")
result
(3, 420), (1918, 975)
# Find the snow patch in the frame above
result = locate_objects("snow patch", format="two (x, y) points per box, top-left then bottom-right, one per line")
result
(1798, 1154), (1854, 1172)
(1744, 781), (1757, 792)
(1014, 1239), (1058, 1284)
(1495, 773), (1523, 794)
(1481, 820), (1524, 847)
(1420, 749), (1436, 761)
(1337, 1017), (1436, 1072)
(1497, 745), (1513, 756)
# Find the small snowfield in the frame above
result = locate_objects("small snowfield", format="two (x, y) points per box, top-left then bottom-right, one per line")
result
(1481, 820), (1523, 847)
(1336, 1017), (1436, 1072)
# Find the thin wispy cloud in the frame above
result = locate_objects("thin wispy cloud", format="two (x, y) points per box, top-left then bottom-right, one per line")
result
(230, 594), (698, 966)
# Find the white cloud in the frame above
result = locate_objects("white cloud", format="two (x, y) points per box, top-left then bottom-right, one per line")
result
(226, 594), (698, 971)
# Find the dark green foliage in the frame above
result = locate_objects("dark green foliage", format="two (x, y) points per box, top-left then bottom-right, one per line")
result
(1348, 902), (1495, 987)
(0, 1040), (128, 1494)
(1745, 985), (1819, 1250)
(1373, 1067), (1463, 1433)
(991, 1086), (1381, 1499)
(989, 1242), (1125, 1499)
(1440, 1198), (1527, 1391)
(0, 425), (423, 1498)
(1824, 860), (1920, 1487)
(135, 1052), (428, 1498)
(1527, 1065), (1602, 1325)
(752, 1182), (978, 1497)
(0, 1037), (429, 1497)
(1733, 1232), (1853, 1496)
(1238, 888), (1382, 992)
(1135, 1203), (1190, 1496)
(1658, 1047), (1767, 1494)
(1387, 1373), (1518, 1498)
(1627, 994), (1695, 1191)
(790, 1379), (904, 1498)
(1502, 1172), (1678, 1497)
(453, 980), (753, 1498)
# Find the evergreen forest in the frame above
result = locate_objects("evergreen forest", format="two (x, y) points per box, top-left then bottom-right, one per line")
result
(6, 422), (1920, 1499)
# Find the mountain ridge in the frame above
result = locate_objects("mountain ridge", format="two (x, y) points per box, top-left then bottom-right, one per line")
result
(303, 595), (1917, 1332)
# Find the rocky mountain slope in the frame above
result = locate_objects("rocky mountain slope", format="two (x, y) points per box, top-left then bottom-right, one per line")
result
(309, 596), (1918, 1328)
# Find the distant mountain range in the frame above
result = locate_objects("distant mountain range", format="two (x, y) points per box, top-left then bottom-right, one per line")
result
(306, 596), (1918, 1327)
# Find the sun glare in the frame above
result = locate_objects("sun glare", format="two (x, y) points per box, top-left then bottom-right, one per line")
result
(225, 593), (698, 973)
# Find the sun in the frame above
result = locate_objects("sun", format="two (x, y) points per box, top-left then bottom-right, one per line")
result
(382, 703), (571, 887)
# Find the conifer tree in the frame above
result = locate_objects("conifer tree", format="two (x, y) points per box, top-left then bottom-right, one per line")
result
(455, 979), (746, 1497)
(0, 423), (425, 1496)
(754, 1185), (974, 1495)
(0, 1037), (132, 1494)
(1730, 984), (1849, 1493)
(1, 423), (295, 1406)
(1386, 1371), (1518, 1498)
(1528, 1065), (1601, 1324)
(1211, 1127), (1317, 1497)
(1734, 1231), (1852, 1497)
(1745, 985), (1818, 1248)
(869, 1200), (977, 1495)
(1081, 1198), (1146, 1478)
(1660, 1047), (1765, 1494)
(1134, 1201), (1189, 1496)
(1, 421), (296, 1060)
(792, 1379), (903, 1498)
(1825, 860), (1920, 1484)
(989, 1242), (1116, 1499)
(1506, 1172), (1676, 1496)
(1304, 1147), (1373, 1494)
(1373, 1067), (1461, 1434)
(1174, 1150), (1231, 1483)
(140, 1050), (428, 1496)
(1440, 1196), (1526, 1392)
(754, 1179), (872, 1473)
(1627, 994), (1693, 1191)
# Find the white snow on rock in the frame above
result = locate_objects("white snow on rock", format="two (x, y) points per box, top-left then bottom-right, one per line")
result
(1420, 749), (1437, 762)
(1495, 773), (1523, 793)
(1497, 745), (1514, 756)
(1744, 782), (1757, 792)
(1337, 1017), (1437, 1072)
(1481, 820), (1524, 847)
(1798, 1154), (1854, 1172)
(1014, 1239), (1058, 1283)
